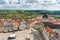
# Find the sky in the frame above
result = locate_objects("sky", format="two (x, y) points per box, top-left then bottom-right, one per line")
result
(0, 0), (60, 10)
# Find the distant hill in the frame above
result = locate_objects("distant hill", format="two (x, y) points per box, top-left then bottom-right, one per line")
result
(24, 10), (60, 15)
(0, 10), (60, 15)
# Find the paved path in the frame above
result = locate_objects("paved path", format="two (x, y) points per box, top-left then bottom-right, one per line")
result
(53, 29), (60, 34)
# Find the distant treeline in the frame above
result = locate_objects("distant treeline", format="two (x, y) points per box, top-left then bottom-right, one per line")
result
(0, 10), (60, 15)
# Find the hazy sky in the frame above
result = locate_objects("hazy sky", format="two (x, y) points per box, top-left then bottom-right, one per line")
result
(0, 0), (60, 10)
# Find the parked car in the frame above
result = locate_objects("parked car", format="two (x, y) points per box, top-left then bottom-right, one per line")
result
(8, 33), (16, 39)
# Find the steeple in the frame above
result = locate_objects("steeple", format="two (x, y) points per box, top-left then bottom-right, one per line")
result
(43, 13), (48, 18)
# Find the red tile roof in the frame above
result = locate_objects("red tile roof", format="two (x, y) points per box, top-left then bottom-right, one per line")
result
(46, 26), (54, 35)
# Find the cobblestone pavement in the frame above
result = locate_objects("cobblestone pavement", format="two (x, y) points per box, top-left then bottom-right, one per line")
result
(0, 28), (44, 40)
